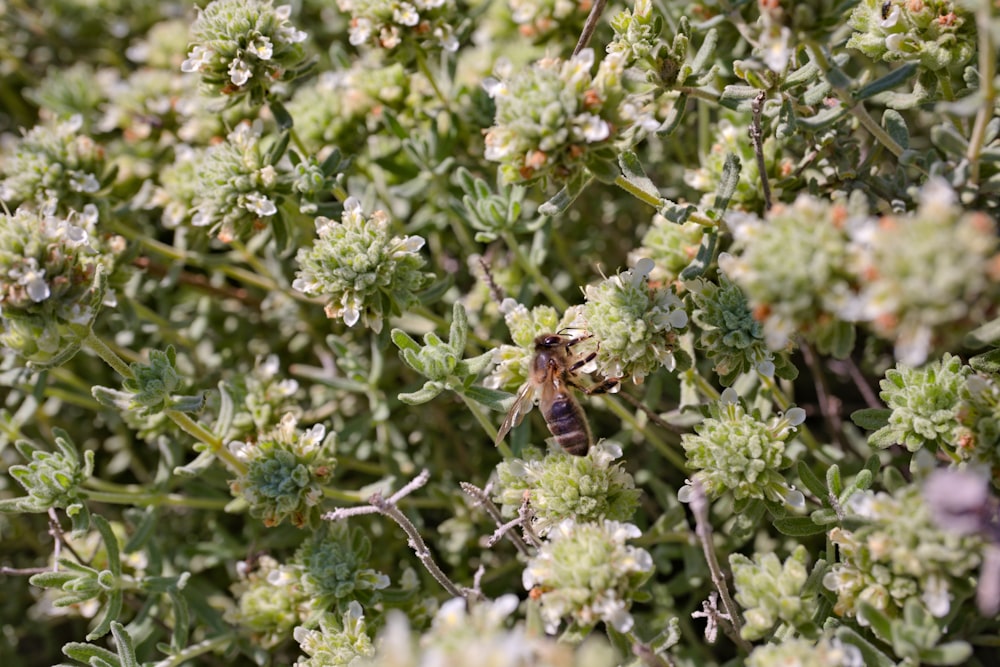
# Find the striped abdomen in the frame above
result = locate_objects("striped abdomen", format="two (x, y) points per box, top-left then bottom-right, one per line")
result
(542, 393), (592, 456)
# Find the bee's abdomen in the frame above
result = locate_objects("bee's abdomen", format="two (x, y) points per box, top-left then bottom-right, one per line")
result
(543, 396), (591, 456)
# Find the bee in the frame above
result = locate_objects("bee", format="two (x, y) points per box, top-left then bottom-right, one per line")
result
(495, 333), (618, 456)
(881, 0), (892, 19)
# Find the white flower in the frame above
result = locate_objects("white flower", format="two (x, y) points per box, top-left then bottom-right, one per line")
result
(228, 58), (252, 86)
(181, 44), (213, 72)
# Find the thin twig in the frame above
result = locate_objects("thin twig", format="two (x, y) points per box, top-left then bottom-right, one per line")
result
(799, 342), (852, 455)
(750, 91), (772, 212)
(841, 355), (882, 410)
(688, 482), (753, 653)
(518, 494), (543, 548)
(460, 482), (531, 555)
(572, 0), (608, 56)
(325, 470), (476, 600)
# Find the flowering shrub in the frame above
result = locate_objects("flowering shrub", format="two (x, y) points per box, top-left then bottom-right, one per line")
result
(2, 0), (1000, 665)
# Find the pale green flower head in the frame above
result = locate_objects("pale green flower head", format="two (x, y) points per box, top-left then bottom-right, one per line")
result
(0, 205), (116, 366)
(746, 636), (863, 667)
(294, 602), (375, 667)
(293, 197), (430, 334)
(847, 0), (975, 72)
(684, 117), (778, 210)
(730, 545), (818, 640)
(0, 115), (107, 212)
(851, 179), (999, 366)
(493, 441), (641, 533)
(868, 353), (967, 455)
(679, 388), (806, 503)
(228, 554), (309, 648)
(228, 413), (336, 528)
(719, 194), (861, 358)
(295, 523), (391, 610)
(338, 0), (468, 55)
(582, 258), (688, 383)
(523, 519), (654, 634)
(483, 49), (636, 187)
(958, 373), (1000, 473)
(181, 0), (309, 105)
(823, 483), (983, 623)
(188, 120), (286, 243)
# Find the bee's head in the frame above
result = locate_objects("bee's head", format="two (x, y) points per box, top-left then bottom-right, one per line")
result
(535, 333), (568, 348)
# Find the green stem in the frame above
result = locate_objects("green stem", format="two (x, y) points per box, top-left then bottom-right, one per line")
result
(614, 174), (664, 208)
(685, 368), (720, 402)
(322, 487), (367, 503)
(166, 410), (246, 475)
(81, 489), (230, 510)
(84, 332), (134, 380)
(501, 230), (570, 311)
(967, 3), (997, 186)
(415, 50), (451, 111)
(459, 393), (512, 459)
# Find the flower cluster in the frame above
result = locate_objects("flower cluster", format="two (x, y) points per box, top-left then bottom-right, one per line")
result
(847, 0), (975, 71)
(493, 442), (641, 533)
(186, 121), (286, 243)
(745, 636), (863, 667)
(228, 413), (335, 527)
(867, 353), (967, 456)
(0, 205), (116, 366)
(957, 372), (1000, 473)
(355, 595), (619, 667)
(226, 353), (303, 439)
(679, 388), (805, 503)
(0, 115), (107, 212)
(523, 519), (654, 633)
(181, 0), (309, 105)
(823, 483), (983, 623)
(294, 198), (430, 333)
(294, 602), (375, 667)
(483, 49), (638, 186)
(687, 272), (789, 385)
(227, 554), (309, 648)
(337, 0), (467, 54)
(719, 194), (859, 357)
(294, 523), (391, 610)
(730, 545), (818, 640)
(850, 180), (999, 366)
(581, 258), (689, 383)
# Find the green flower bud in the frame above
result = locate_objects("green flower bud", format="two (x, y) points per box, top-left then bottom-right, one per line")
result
(294, 198), (430, 334)
(295, 523), (390, 609)
(868, 353), (967, 455)
(228, 413), (336, 527)
(523, 519), (653, 633)
(0, 430), (93, 518)
(630, 215), (704, 284)
(731, 545), (818, 640)
(493, 442), (641, 533)
(746, 636), (862, 667)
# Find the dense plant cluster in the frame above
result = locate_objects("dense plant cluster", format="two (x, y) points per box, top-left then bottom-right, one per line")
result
(2, 0), (1000, 665)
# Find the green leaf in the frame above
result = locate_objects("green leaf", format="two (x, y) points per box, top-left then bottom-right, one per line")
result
(966, 316), (1000, 348)
(87, 589), (122, 640)
(826, 464), (843, 496)
(883, 109), (910, 150)
(679, 229), (718, 280)
(92, 514), (121, 578)
(712, 153), (740, 214)
(538, 171), (594, 216)
(772, 516), (826, 536)
(850, 408), (891, 431)
(62, 642), (121, 666)
(398, 382), (444, 405)
(618, 150), (660, 201)
(858, 602), (893, 641)
(110, 622), (139, 667)
(269, 100), (293, 130)
(796, 461), (828, 501)
(969, 348), (1000, 375)
(855, 63), (918, 100)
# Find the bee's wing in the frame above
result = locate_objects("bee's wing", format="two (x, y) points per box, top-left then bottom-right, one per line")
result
(495, 381), (538, 445)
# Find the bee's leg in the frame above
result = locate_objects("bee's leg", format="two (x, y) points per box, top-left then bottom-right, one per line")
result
(567, 377), (620, 395)
(567, 351), (597, 373)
